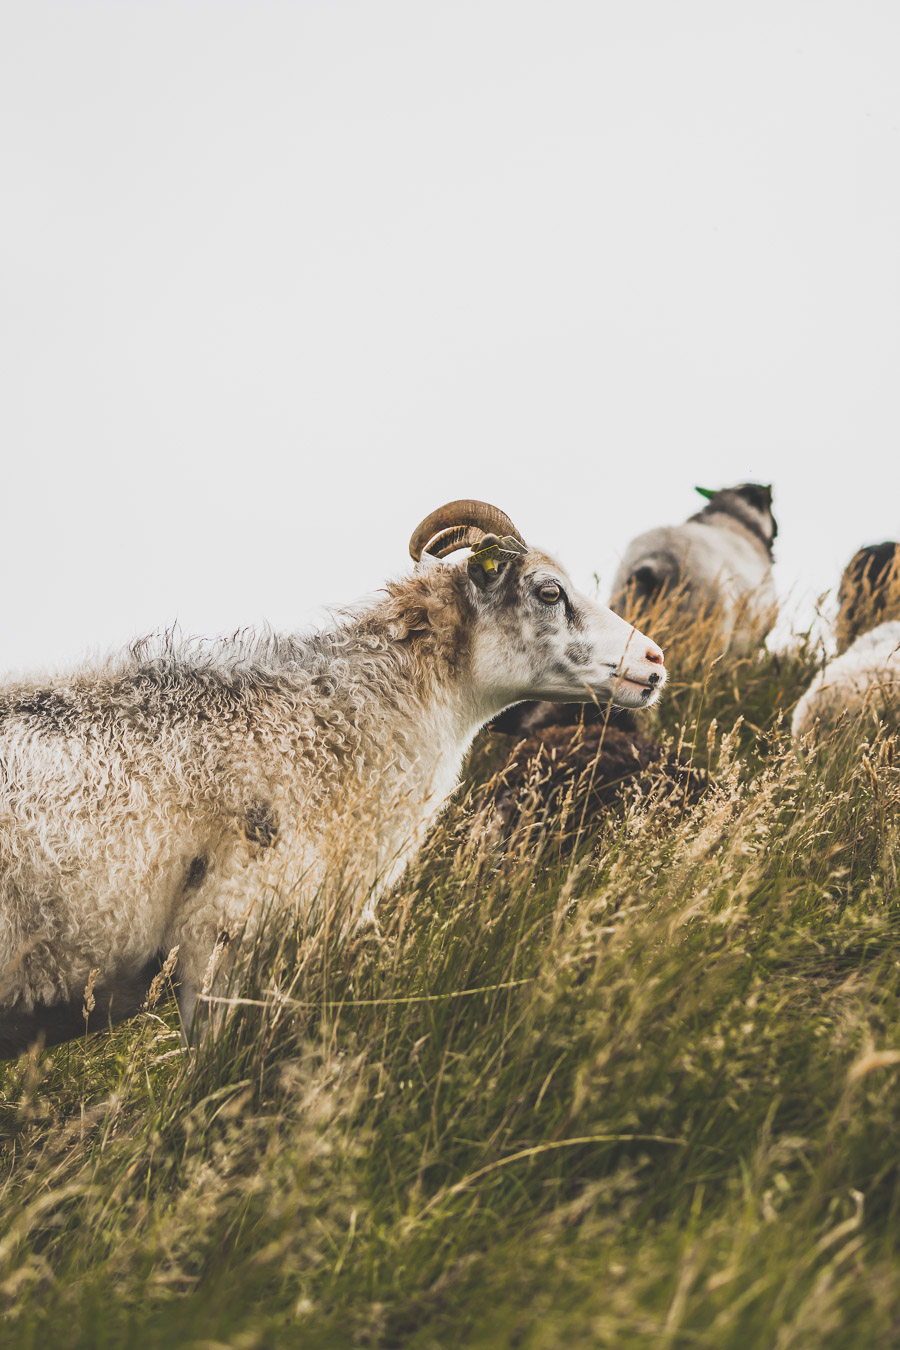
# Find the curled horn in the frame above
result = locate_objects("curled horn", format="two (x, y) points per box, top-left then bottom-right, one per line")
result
(409, 500), (526, 561)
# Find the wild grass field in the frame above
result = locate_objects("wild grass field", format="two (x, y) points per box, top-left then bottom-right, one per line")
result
(2, 597), (900, 1349)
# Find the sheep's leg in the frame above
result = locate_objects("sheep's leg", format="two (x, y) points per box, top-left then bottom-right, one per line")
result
(176, 979), (201, 1049)
(167, 916), (238, 1049)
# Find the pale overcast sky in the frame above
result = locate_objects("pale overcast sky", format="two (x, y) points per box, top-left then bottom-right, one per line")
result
(1, 1), (898, 675)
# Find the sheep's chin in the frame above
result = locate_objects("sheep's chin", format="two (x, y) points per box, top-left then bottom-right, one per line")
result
(609, 682), (662, 710)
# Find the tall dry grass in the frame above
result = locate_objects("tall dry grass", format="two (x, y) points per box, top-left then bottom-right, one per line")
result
(2, 594), (900, 1349)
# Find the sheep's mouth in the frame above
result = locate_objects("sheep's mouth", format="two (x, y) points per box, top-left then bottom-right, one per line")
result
(614, 673), (660, 693)
(610, 673), (665, 705)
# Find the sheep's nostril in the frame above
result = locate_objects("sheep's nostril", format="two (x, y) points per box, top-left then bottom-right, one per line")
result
(645, 646), (664, 665)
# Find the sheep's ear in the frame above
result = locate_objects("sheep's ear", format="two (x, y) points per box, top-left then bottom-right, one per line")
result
(467, 534), (527, 591)
(695, 486), (716, 500)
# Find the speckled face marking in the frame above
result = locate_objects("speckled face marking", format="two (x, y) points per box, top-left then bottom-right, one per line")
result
(565, 641), (592, 666)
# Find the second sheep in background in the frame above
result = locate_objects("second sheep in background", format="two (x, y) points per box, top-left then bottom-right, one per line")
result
(610, 482), (778, 652)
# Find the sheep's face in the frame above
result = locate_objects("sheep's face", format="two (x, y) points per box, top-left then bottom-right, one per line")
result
(467, 548), (667, 716)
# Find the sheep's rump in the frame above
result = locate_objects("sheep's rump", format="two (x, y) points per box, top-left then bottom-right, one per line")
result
(792, 621), (900, 741)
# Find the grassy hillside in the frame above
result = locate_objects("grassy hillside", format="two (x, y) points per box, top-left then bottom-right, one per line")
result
(2, 601), (900, 1349)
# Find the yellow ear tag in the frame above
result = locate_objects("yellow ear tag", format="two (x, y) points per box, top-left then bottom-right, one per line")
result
(470, 538), (524, 572)
(470, 543), (501, 571)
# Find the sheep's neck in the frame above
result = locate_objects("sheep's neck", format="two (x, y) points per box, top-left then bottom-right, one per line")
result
(309, 626), (484, 845)
(692, 506), (773, 556)
(366, 662), (483, 810)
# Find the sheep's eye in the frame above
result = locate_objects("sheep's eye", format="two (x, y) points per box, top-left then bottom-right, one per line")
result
(537, 582), (562, 605)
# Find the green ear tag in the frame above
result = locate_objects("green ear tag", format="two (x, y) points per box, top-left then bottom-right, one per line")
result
(695, 486), (716, 500)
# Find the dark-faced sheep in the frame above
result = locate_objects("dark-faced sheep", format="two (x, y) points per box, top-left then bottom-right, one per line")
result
(480, 701), (703, 841)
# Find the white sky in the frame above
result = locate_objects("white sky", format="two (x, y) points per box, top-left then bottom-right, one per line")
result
(2, 1), (898, 676)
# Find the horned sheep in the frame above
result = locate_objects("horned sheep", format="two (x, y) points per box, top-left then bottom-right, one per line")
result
(791, 542), (900, 743)
(610, 482), (778, 651)
(0, 500), (666, 1056)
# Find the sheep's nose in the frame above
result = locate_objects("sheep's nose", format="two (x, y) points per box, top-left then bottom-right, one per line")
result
(645, 643), (664, 666)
